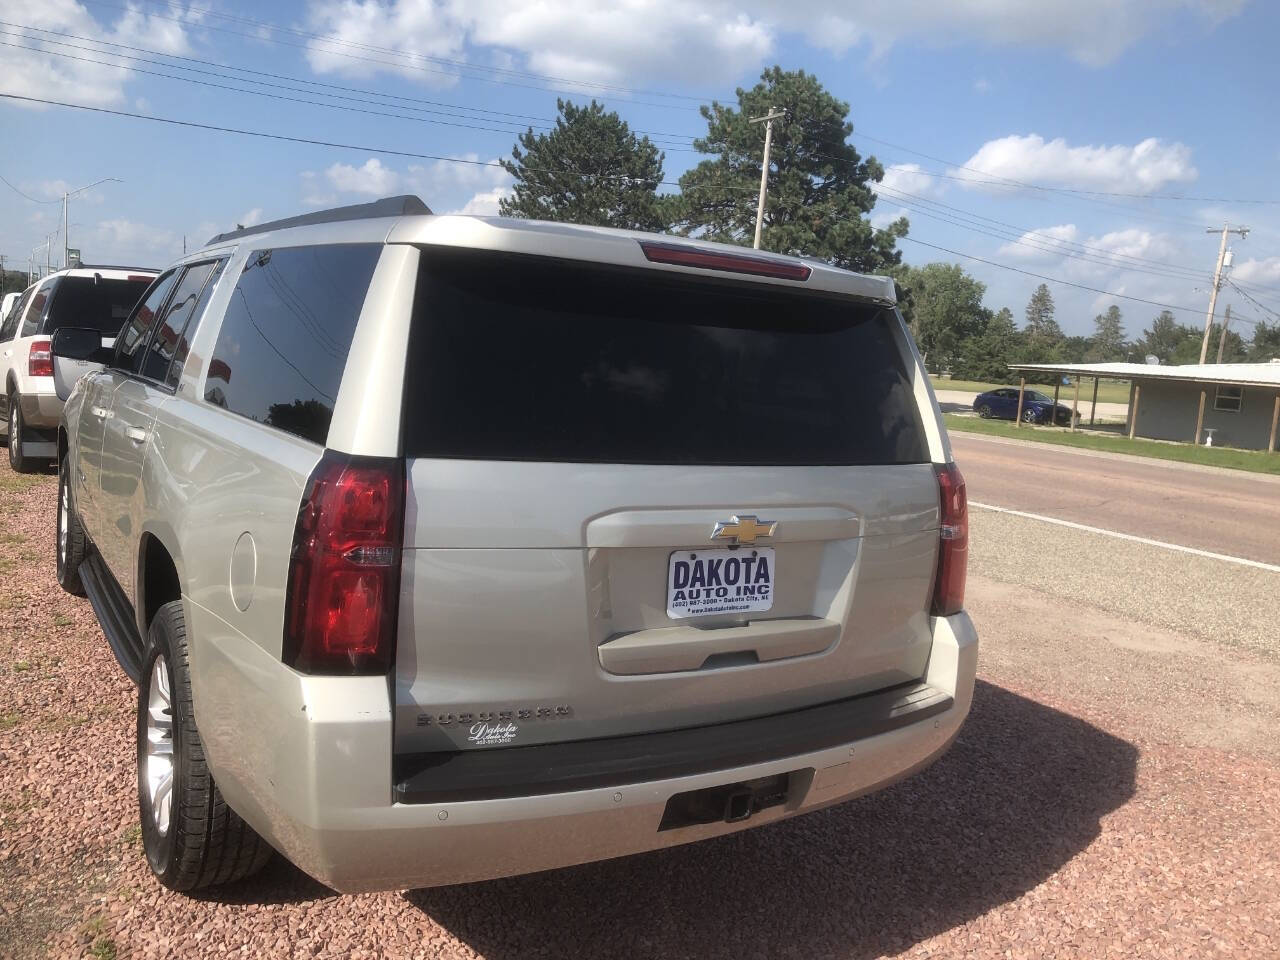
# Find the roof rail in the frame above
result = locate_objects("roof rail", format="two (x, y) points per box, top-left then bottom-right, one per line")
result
(204, 195), (432, 246)
(75, 264), (160, 273)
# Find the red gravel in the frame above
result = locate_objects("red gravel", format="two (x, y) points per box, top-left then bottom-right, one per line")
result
(1, 470), (1277, 959)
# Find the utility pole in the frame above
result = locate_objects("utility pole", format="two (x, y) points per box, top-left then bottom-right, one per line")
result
(1216, 304), (1232, 364)
(749, 107), (786, 250)
(63, 192), (69, 269)
(1199, 222), (1248, 364)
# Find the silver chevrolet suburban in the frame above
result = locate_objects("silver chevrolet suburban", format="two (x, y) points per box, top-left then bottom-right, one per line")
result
(53, 196), (976, 894)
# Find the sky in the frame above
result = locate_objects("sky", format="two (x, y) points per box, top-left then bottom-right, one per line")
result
(2, 0), (1279, 341)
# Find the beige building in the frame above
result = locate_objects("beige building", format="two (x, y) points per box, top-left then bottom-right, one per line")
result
(1009, 361), (1280, 452)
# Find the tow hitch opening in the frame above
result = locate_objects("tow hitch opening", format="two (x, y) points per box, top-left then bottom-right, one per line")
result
(658, 771), (804, 832)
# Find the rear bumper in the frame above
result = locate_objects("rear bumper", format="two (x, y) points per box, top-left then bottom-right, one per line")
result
(18, 387), (62, 429)
(194, 607), (978, 893)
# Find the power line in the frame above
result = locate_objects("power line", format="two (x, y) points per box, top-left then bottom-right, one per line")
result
(76, 0), (712, 108)
(894, 232), (1243, 322)
(0, 171), (62, 204)
(874, 185), (1213, 284)
(0, 20), (703, 143)
(1228, 280), (1280, 322)
(0, 93), (748, 197)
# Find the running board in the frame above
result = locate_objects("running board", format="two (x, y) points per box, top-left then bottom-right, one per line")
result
(80, 553), (145, 685)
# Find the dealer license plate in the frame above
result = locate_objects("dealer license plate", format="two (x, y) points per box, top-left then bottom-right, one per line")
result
(666, 548), (775, 620)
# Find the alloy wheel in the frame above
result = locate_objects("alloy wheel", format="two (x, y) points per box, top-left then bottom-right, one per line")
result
(58, 467), (69, 565)
(144, 656), (175, 837)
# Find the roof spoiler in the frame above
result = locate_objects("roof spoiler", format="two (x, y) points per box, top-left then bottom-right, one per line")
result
(205, 195), (432, 246)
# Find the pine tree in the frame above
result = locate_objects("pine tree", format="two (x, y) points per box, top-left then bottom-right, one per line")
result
(671, 67), (906, 272)
(1086, 304), (1125, 361)
(499, 100), (667, 231)
(1023, 284), (1063, 345)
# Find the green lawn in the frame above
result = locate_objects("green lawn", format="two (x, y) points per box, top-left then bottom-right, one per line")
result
(944, 413), (1280, 476)
(931, 376), (1133, 405)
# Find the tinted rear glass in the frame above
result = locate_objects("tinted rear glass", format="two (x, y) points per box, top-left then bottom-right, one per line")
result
(403, 249), (928, 466)
(204, 244), (381, 445)
(47, 276), (153, 335)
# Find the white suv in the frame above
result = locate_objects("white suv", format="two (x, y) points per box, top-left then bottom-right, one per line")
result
(55, 197), (976, 893)
(1, 265), (156, 471)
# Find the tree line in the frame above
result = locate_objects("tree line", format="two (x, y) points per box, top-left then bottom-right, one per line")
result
(896, 270), (1280, 383)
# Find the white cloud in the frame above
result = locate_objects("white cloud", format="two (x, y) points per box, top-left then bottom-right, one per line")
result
(1232, 257), (1280, 286)
(297, 0), (1244, 92)
(973, 77), (992, 94)
(237, 208), (265, 228)
(0, 1), (199, 108)
(875, 163), (944, 199)
(952, 134), (1197, 195)
(92, 218), (177, 259)
(325, 158), (403, 196)
(304, 0), (771, 87)
(451, 186), (510, 216)
(997, 224), (1080, 260)
(301, 154), (512, 213)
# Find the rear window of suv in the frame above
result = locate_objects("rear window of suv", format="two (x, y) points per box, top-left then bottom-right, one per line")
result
(403, 248), (928, 466)
(46, 275), (154, 335)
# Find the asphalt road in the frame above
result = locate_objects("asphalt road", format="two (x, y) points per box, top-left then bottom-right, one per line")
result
(951, 431), (1280, 566)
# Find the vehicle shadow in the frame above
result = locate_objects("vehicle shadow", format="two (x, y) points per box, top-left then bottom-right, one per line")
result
(936, 400), (973, 415)
(407, 680), (1138, 959)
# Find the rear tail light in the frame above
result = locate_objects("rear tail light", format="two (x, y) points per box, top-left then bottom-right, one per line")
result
(638, 241), (812, 281)
(29, 340), (53, 378)
(931, 462), (968, 617)
(283, 451), (404, 675)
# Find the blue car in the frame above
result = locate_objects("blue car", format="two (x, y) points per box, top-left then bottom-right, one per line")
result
(973, 387), (1074, 425)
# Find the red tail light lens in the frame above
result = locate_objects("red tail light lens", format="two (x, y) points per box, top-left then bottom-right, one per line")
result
(29, 340), (53, 378)
(638, 241), (812, 281)
(931, 462), (968, 617)
(284, 451), (404, 675)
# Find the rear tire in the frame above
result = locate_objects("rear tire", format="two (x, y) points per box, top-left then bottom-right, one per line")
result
(55, 453), (86, 595)
(8, 396), (33, 473)
(138, 600), (273, 892)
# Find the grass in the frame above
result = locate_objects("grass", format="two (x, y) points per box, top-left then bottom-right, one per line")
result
(945, 413), (1280, 475)
(931, 376), (1133, 405)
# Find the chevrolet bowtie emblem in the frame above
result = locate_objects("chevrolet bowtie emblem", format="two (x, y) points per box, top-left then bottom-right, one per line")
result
(710, 515), (777, 546)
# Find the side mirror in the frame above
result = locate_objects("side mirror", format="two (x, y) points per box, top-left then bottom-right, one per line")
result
(52, 326), (109, 362)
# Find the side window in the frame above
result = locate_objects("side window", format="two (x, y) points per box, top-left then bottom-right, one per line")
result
(204, 244), (381, 445)
(141, 260), (222, 384)
(114, 271), (178, 375)
(166, 261), (226, 390)
(0, 291), (29, 341)
(1214, 385), (1243, 413)
(19, 283), (50, 337)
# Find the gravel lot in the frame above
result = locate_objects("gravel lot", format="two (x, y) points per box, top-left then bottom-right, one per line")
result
(2, 471), (1278, 958)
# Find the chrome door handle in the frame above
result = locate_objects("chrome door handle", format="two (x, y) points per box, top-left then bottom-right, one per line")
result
(90, 405), (109, 420)
(124, 426), (148, 444)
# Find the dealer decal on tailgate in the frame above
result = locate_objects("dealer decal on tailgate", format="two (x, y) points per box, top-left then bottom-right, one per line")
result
(667, 547), (775, 619)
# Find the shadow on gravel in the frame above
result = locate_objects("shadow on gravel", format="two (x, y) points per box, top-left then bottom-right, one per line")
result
(408, 680), (1138, 959)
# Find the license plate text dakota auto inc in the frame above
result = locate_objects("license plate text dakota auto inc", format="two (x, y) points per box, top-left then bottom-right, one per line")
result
(666, 547), (775, 619)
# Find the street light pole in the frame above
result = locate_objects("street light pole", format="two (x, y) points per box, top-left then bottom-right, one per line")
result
(749, 108), (786, 250)
(61, 177), (122, 268)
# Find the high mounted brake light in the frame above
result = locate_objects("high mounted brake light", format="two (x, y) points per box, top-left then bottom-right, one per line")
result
(638, 241), (812, 281)
(930, 462), (968, 617)
(283, 451), (404, 675)
(29, 340), (53, 378)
